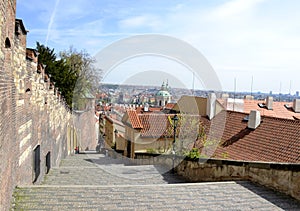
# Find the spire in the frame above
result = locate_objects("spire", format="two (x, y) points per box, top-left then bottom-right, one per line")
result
(161, 81), (165, 90)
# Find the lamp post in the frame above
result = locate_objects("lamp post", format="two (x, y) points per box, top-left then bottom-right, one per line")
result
(172, 114), (179, 173)
(114, 129), (118, 150)
(98, 113), (105, 153)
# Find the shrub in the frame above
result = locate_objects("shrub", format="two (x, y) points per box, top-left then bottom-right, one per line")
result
(185, 148), (200, 160)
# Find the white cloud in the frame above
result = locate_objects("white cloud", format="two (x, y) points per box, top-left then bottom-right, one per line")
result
(170, 4), (185, 12)
(46, 0), (60, 45)
(18, 0), (300, 92)
(118, 15), (161, 30)
(210, 0), (266, 19)
(155, 0), (300, 92)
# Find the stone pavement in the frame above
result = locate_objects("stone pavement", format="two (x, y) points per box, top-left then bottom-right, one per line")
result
(12, 152), (300, 210)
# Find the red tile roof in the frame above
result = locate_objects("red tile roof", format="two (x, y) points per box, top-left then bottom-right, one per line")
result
(125, 111), (201, 138)
(127, 110), (143, 129)
(196, 111), (300, 163)
(243, 100), (300, 120)
(139, 114), (173, 137)
(218, 99), (300, 120)
(124, 107), (300, 163)
(113, 104), (126, 115)
(165, 103), (176, 110)
(138, 114), (202, 138)
(135, 106), (163, 114)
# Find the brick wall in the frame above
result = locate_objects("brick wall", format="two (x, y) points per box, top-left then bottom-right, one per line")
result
(0, 1), (77, 209)
(74, 110), (97, 151)
(0, 1), (17, 209)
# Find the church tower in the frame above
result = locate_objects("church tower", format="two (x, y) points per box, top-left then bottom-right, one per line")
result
(155, 81), (171, 106)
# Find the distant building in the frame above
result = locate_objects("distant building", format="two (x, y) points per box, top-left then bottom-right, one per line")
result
(173, 95), (224, 116)
(73, 89), (95, 111)
(104, 115), (125, 149)
(218, 97), (300, 120)
(155, 81), (171, 106)
(121, 110), (178, 158)
(121, 99), (300, 163)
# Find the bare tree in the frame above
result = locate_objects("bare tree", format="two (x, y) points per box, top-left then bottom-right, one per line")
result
(59, 46), (102, 110)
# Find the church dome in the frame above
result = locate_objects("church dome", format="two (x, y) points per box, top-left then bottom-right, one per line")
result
(155, 81), (171, 97)
(155, 81), (172, 106)
(156, 90), (171, 97)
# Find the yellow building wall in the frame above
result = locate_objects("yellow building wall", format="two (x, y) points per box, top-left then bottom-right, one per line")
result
(134, 137), (173, 153)
(105, 119), (114, 147)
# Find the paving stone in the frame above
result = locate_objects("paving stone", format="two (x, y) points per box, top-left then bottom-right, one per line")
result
(12, 152), (300, 210)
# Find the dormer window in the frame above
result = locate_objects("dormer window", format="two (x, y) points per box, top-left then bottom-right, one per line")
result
(15, 19), (27, 37)
(15, 22), (21, 36)
(257, 103), (265, 108)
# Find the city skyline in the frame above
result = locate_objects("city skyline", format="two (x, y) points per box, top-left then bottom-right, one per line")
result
(16, 0), (300, 93)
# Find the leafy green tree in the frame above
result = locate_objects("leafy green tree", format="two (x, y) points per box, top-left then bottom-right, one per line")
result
(167, 114), (201, 155)
(36, 43), (101, 110)
(36, 42), (56, 64)
(36, 42), (77, 108)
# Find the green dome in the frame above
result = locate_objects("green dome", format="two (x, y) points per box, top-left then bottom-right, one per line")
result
(156, 90), (171, 97)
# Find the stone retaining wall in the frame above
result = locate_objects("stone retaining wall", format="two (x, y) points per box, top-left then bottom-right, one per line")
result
(133, 153), (300, 201)
(176, 159), (300, 201)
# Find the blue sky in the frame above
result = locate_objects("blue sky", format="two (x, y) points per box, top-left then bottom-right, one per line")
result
(16, 0), (300, 94)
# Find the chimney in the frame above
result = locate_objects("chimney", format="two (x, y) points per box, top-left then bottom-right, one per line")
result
(248, 110), (261, 129)
(293, 99), (300, 113)
(266, 96), (273, 110)
(244, 95), (254, 100)
(144, 103), (149, 112)
(206, 93), (216, 120)
(221, 93), (229, 99)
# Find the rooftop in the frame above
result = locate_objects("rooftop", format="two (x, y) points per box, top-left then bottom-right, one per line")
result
(139, 114), (173, 138)
(218, 98), (300, 120)
(199, 110), (300, 163)
(123, 108), (300, 163)
(124, 110), (143, 129)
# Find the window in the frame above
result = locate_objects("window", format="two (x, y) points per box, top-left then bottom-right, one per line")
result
(33, 145), (41, 183)
(45, 152), (51, 174)
(5, 37), (11, 48)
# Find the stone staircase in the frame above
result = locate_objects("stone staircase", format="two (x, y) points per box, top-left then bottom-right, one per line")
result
(12, 152), (300, 210)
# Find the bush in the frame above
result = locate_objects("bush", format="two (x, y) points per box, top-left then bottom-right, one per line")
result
(185, 148), (200, 160)
(146, 148), (156, 154)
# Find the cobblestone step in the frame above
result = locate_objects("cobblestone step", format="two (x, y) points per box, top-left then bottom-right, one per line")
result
(12, 152), (300, 210)
(44, 153), (185, 186)
(13, 182), (300, 210)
